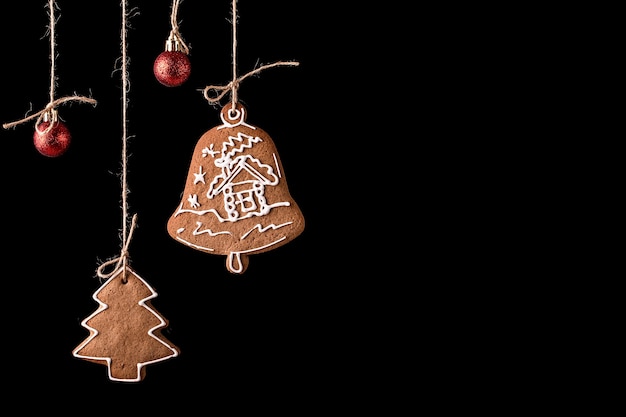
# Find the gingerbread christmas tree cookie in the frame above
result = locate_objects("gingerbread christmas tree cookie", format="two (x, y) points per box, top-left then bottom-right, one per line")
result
(73, 266), (179, 382)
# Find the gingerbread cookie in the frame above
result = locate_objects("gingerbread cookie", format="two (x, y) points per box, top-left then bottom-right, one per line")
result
(167, 103), (305, 274)
(73, 266), (179, 382)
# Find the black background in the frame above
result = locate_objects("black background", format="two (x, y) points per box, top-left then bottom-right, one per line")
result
(0, 1), (604, 412)
(0, 0), (538, 411)
(0, 0), (385, 408)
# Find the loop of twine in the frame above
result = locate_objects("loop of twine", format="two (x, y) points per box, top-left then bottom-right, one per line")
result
(96, 213), (138, 280)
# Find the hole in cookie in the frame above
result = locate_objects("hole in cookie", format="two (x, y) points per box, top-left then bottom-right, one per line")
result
(227, 108), (241, 120)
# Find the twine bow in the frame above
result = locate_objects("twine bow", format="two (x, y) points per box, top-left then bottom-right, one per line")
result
(202, 61), (299, 105)
(96, 214), (138, 281)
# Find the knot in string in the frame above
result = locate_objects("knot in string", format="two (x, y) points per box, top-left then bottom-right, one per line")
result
(96, 213), (138, 280)
(202, 80), (239, 104)
(2, 95), (97, 132)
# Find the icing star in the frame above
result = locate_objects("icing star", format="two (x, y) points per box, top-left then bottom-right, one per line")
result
(202, 145), (220, 158)
(193, 166), (206, 184)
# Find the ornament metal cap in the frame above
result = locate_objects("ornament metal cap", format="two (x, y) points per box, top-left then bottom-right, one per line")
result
(42, 108), (58, 123)
(165, 32), (182, 52)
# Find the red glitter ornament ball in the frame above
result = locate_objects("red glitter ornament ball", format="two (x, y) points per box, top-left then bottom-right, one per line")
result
(33, 120), (71, 157)
(153, 51), (191, 87)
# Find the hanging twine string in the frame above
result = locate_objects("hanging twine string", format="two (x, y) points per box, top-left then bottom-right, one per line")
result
(96, 0), (137, 282)
(201, 0), (298, 108)
(2, 0), (96, 132)
(168, 0), (189, 54)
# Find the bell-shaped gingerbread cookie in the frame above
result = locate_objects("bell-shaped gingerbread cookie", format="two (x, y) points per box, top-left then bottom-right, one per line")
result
(167, 103), (305, 274)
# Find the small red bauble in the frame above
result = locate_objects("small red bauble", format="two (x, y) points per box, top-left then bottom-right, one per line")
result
(33, 120), (71, 157)
(153, 51), (191, 87)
